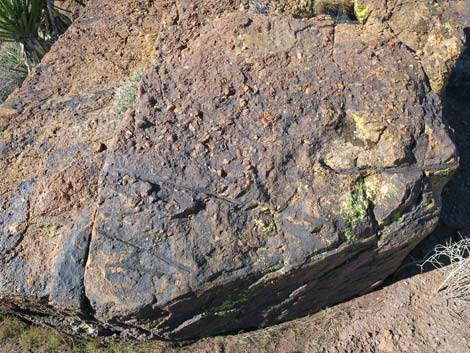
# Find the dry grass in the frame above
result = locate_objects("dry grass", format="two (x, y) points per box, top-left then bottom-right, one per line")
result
(0, 43), (27, 103)
(423, 238), (470, 302)
(0, 315), (155, 353)
(0, 317), (27, 342)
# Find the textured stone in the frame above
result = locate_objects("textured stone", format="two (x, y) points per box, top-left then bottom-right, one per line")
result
(0, 0), (467, 342)
(85, 11), (457, 340)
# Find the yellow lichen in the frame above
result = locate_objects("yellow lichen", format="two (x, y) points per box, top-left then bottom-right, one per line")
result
(351, 112), (371, 141)
(354, 0), (369, 24)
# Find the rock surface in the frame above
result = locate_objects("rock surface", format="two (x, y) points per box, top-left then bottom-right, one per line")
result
(0, 0), (162, 336)
(0, 0), (467, 342)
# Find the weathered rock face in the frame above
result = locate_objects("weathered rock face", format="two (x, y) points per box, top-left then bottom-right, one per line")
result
(0, 0), (467, 342)
(270, 0), (468, 92)
(357, 0), (468, 94)
(0, 0), (163, 333)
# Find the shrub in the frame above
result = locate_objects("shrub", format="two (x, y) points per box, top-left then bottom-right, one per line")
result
(423, 238), (470, 302)
(0, 42), (28, 102)
(114, 69), (144, 118)
(0, 0), (81, 70)
(314, 0), (354, 19)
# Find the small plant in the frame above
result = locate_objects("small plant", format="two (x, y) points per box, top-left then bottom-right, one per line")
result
(262, 219), (278, 233)
(143, 318), (162, 332)
(41, 222), (59, 234)
(253, 204), (280, 234)
(311, 249), (321, 261)
(254, 217), (278, 233)
(18, 326), (63, 352)
(340, 179), (371, 225)
(212, 293), (255, 313)
(340, 179), (376, 243)
(422, 238), (470, 302)
(385, 211), (402, 225)
(297, 0), (314, 17)
(84, 338), (104, 351)
(114, 69), (144, 118)
(354, 0), (369, 24)
(314, 0), (354, 19)
(106, 342), (140, 353)
(0, 0), (80, 70)
(351, 113), (370, 141)
(262, 260), (286, 275)
(80, 338), (144, 353)
(341, 229), (357, 243)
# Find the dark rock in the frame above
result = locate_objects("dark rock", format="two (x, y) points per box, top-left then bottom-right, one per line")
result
(85, 12), (457, 340)
(0, 0), (467, 343)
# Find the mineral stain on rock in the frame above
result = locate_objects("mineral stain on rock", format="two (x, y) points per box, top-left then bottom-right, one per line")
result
(0, 0), (468, 343)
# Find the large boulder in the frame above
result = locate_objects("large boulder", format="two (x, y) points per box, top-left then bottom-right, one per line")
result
(0, 0), (466, 342)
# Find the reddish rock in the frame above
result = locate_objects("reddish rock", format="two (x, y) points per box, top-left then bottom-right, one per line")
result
(0, 0), (467, 342)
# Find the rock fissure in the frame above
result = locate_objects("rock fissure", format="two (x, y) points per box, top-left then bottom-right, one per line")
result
(320, 159), (458, 176)
(109, 169), (253, 207)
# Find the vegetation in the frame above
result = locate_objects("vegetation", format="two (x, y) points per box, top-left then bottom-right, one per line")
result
(263, 0), (360, 20)
(341, 228), (357, 243)
(339, 179), (377, 243)
(212, 293), (255, 313)
(0, 0), (76, 69)
(253, 218), (278, 234)
(114, 69), (144, 119)
(340, 179), (372, 226)
(18, 326), (63, 352)
(0, 0), (83, 102)
(252, 203), (280, 234)
(0, 42), (27, 101)
(353, 0), (369, 24)
(40, 222), (59, 234)
(314, 0), (354, 18)
(0, 314), (156, 353)
(423, 238), (470, 302)
(351, 113), (370, 141)
(0, 316), (26, 342)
